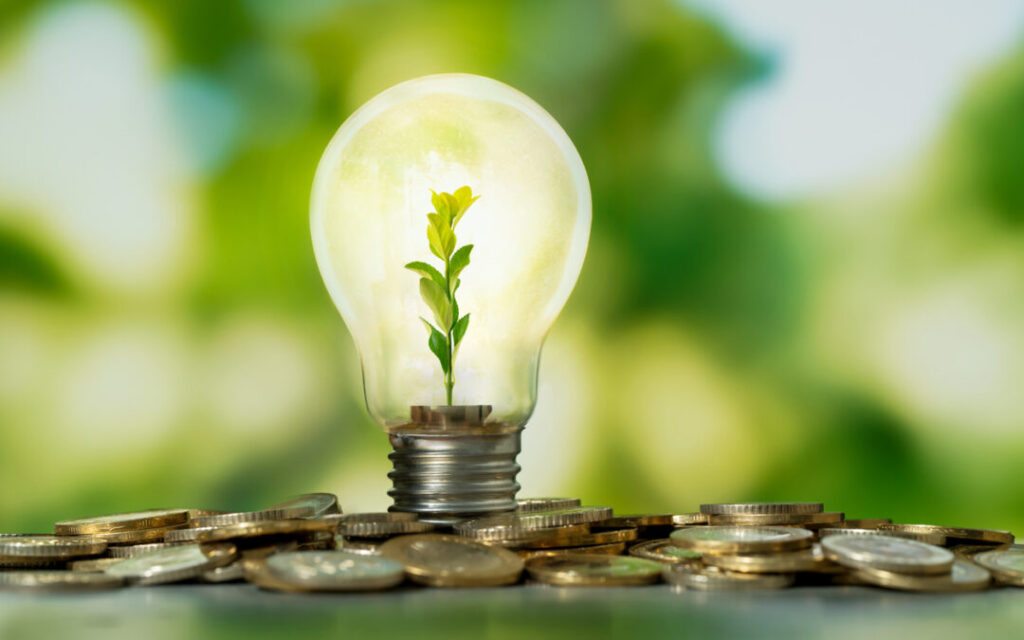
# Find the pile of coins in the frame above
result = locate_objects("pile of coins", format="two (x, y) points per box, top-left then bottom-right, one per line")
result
(1, 496), (1021, 593)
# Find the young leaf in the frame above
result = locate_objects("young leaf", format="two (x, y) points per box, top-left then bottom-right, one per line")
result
(426, 224), (445, 260)
(452, 187), (479, 226)
(441, 193), (459, 224)
(449, 244), (473, 281)
(419, 277), (452, 330)
(452, 298), (459, 326)
(437, 223), (456, 258)
(453, 313), (470, 347)
(405, 262), (446, 291)
(420, 317), (439, 335)
(430, 190), (451, 224)
(427, 325), (450, 374)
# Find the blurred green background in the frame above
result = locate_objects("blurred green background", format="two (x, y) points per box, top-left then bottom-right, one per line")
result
(1, 0), (1022, 534)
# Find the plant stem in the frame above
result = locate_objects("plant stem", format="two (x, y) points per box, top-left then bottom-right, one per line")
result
(444, 257), (454, 405)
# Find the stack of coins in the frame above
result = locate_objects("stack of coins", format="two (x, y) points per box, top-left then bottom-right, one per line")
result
(0, 497), (1020, 593)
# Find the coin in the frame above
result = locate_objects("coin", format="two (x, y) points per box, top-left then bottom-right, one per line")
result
(106, 543), (237, 585)
(0, 557), (65, 568)
(833, 519), (891, 529)
(708, 512), (844, 527)
(454, 522), (591, 546)
(599, 515), (674, 528)
(457, 507), (613, 535)
(196, 519), (333, 544)
(973, 549), (1024, 586)
(272, 493), (342, 518)
(108, 542), (184, 558)
(671, 513), (709, 526)
(337, 513), (434, 538)
(337, 537), (382, 556)
(165, 526), (217, 543)
(879, 524), (1014, 546)
(88, 525), (188, 545)
(0, 535), (106, 559)
(628, 539), (702, 565)
(525, 554), (661, 586)
(54, 509), (189, 536)
(853, 560), (990, 592)
(704, 544), (837, 574)
(818, 527), (947, 546)
(379, 534), (523, 587)
(517, 527), (637, 550)
(516, 498), (582, 513)
(265, 551), (405, 592)
(821, 534), (954, 575)
(192, 494), (335, 528)
(200, 562), (244, 583)
(670, 526), (813, 554)
(0, 571), (123, 592)
(700, 503), (823, 516)
(662, 565), (794, 590)
(518, 542), (629, 562)
(70, 557), (123, 572)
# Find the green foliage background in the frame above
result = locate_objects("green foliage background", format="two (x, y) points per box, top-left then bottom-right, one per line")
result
(0, 0), (1022, 535)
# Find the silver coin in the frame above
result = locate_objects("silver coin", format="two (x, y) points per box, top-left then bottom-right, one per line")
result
(699, 502), (823, 516)
(265, 551), (404, 591)
(670, 526), (813, 554)
(337, 513), (434, 538)
(974, 549), (1024, 586)
(821, 534), (953, 575)
(516, 498), (582, 513)
(191, 493), (338, 528)
(0, 535), (106, 558)
(106, 543), (236, 585)
(0, 571), (123, 592)
(662, 565), (794, 590)
(456, 507), (614, 536)
(108, 542), (184, 558)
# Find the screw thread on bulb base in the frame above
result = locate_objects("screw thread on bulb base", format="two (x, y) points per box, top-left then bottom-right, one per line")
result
(387, 426), (522, 525)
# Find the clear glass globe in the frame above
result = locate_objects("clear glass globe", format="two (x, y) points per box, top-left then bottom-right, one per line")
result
(311, 74), (590, 431)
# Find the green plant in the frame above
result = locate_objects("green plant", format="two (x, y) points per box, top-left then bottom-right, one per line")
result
(406, 186), (479, 405)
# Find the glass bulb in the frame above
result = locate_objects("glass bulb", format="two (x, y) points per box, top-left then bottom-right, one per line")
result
(310, 74), (590, 519)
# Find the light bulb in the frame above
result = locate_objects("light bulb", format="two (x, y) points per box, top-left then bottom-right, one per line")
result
(310, 74), (590, 522)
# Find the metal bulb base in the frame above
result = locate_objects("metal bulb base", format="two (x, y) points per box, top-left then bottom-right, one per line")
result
(386, 415), (522, 525)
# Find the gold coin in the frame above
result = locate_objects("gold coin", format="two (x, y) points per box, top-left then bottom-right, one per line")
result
(192, 494), (338, 528)
(243, 560), (306, 593)
(518, 542), (628, 562)
(517, 527), (637, 550)
(879, 524), (1014, 546)
(165, 526), (217, 543)
(703, 544), (838, 574)
(670, 526), (813, 555)
(337, 513), (435, 538)
(454, 522), (590, 545)
(106, 543), (236, 585)
(0, 534), (106, 559)
(516, 498), (582, 513)
(379, 533), (523, 587)
(974, 549), (1024, 586)
(832, 519), (891, 529)
(526, 554), (661, 586)
(69, 557), (123, 572)
(671, 513), (709, 526)
(853, 560), (990, 592)
(628, 539), (702, 565)
(599, 515), (674, 527)
(457, 507), (613, 534)
(662, 565), (794, 590)
(700, 503), (823, 516)
(264, 551), (405, 592)
(0, 571), (123, 592)
(54, 509), (189, 536)
(0, 557), (65, 569)
(86, 525), (188, 545)
(708, 512), (844, 526)
(818, 527), (947, 546)
(337, 537), (382, 556)
(821, 534), (953, 575)
(196, 519), (333, 544)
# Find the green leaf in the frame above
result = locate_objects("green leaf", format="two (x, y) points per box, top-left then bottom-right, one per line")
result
(449, 244), (473, 281)
(438, 224), (456, 259)
(453, 278), (461, 294)
(430, 190), (451, 224)
(419, 277), (452, 330)
(426, 224), (445, 260)
(405, 262), (446, 291)
(427, 324), (450, 374)
(452, 298), (459, 325)
(452, 186), (479, 226)
(420, 316), (439, 335)
(453, 313), (470, 347)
